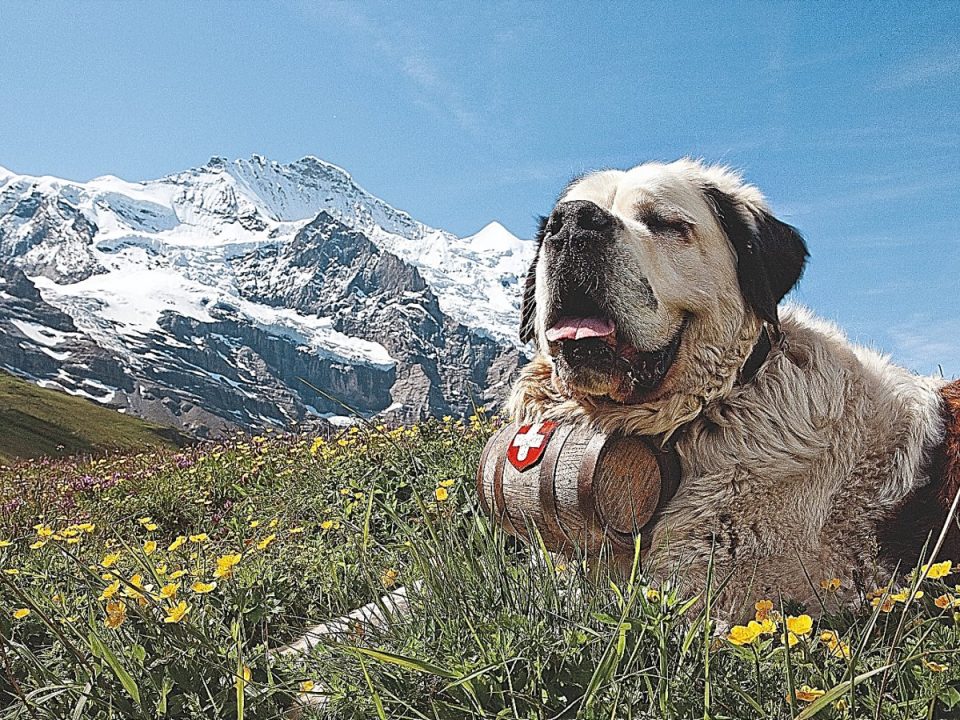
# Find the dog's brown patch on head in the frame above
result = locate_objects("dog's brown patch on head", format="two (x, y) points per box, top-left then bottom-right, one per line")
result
(878, 380), (960, 567)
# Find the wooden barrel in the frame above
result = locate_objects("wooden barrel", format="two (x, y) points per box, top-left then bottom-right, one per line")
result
(476, 421), (680, 555)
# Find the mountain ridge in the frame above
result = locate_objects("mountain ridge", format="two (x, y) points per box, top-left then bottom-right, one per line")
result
(0, 155), (534, 436)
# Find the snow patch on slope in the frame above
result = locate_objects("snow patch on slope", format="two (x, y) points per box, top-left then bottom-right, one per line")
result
(10, 319), (71, 348)
(31, 269), (394, 370)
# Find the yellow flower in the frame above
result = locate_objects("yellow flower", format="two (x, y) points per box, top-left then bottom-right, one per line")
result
(188, 533), (208, 543)
(76, 522), (95, 533)
(309, 437), (324, 455)
(435, 487), (449, 502)
(889, 588), (923, 603)
(754, 599), (774, 622)
(381, 568), (399, 588)
(213, 553), (242, 579)
(256, 534), (276, 550)
(101, 552), (122, 568)
(12, 608), (30, 620)
(791, 685), (826, 703)
(921, 560), (953, 580)
(820, 630), (852, 658)
(168, 535), (186, 551)
(820, 577), (841, 592)
(0, 540), (12, 548)
(249, 520), (261, 528)
(143, 540), (157, 556)
(288, 527), (305, 534)
(168, 569), (186, 580)
(645, 588), (661, 602)
(3, 568), (19, 575)
(34, 524), (54, 538)
(299, 680), (315, 693)
(934, 594), (960, 609)
(786, 614), (813, 637)
(872, 595), (896, 613)
(124, 574), (150, 605)
(104, 601), (127, 629)
(728, 622), (761, 646)
(924, 660), (949, 672)
(159, 583), (179, 599)
(439, 479), (455, 488)
(143, 522), (158, 532)
(99, 580), (121, 600)
(191, 581), (217, 594)
(268, 519), (278, 528)
(163, 601), (190, 624)
(29, 540), (46, 550)
(320, 520), (335, 531)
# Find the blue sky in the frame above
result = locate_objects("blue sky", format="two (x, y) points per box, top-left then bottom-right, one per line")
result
(1, 1), (958, 376)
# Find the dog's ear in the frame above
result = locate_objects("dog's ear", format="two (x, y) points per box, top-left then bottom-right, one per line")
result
(704, 187), (808, 327)
(519, 216), (548, 344)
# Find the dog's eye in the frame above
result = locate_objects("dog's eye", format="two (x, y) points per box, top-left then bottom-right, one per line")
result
(640, 212), (691, 236)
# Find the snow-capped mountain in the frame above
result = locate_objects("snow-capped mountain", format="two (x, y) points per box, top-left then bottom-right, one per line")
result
(0, 155), (535, 435)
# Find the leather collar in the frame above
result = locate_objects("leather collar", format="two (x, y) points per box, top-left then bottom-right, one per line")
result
(737, 326), (773, 386)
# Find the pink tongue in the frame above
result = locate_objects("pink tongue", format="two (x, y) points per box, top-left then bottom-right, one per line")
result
(546, 317), (615, 342)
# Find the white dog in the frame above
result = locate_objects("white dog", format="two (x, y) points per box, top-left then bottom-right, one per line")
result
(508, 159), (960, 615)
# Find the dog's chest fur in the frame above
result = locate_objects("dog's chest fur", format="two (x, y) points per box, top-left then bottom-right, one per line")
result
(653, 308), (946, 607)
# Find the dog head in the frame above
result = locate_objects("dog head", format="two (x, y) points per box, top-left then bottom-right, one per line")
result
(519, 159), (807, 410)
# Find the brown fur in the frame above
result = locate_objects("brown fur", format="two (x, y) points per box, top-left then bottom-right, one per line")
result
(879, 380), (960, 568)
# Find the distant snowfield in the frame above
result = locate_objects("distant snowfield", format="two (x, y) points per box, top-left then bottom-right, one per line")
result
(2, 155), (534, 366)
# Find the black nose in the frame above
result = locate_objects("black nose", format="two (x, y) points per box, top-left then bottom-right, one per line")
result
(544, 200), (616, 245)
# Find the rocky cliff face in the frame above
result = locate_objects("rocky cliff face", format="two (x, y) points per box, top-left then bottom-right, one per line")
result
(0, 156), (533, 436)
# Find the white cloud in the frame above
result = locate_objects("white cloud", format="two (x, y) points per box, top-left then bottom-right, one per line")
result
(880, 50), (960, 91)
(887, 317), (960, 379)
(291, 2), (488, 147)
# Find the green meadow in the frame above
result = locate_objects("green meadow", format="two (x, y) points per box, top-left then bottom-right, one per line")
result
(1, 415), (959, 719)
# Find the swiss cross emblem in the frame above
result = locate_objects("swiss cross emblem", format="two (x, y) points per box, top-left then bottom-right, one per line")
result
(507, 421), (558, 471)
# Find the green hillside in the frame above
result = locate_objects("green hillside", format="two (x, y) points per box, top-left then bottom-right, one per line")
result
(0, 371), (188, 463)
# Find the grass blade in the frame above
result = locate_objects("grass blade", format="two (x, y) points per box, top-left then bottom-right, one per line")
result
(87, 630), (141, 708)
